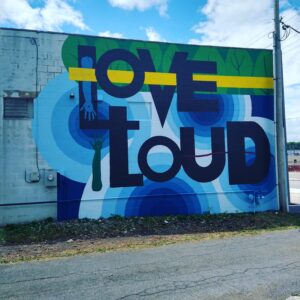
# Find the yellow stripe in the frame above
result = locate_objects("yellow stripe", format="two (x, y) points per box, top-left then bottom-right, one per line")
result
(69, 68), (95, 81)
(69, 67), (274, 89)
(193, 74), (274, 89)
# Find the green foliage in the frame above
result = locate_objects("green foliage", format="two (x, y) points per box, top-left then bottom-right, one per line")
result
(287, 142), (300, 150)
(0, 228), (5, 244)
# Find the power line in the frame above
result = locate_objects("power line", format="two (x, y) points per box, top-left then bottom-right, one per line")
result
(284, 11), (299, 22)
(286, 116), (300, 120)
(281, 18), (300, 34)
(248, 11), (300, 49)
(282, 38), (300, 52)
(284, 46), (300, 55)
(282, 32), (299, 50)
(283, 42), (300, 54)
(264, 41), (273, 48)
(245, 32), (270, 48)
(278, 17), (300, 53)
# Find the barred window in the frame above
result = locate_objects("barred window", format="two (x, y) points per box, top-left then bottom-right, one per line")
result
(3, 97), (33, 119)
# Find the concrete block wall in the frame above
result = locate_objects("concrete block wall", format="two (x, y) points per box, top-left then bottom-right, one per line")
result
(0, 28), (67, 225)
(0, 28), (280, 223)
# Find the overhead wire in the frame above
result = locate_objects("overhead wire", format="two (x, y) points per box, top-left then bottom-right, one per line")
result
(244, 7), (299, 49)
(280, 17), (300, 54)
(283, 41), (300, 54)
(280, 18), (300, 34)
(282, 31), (298, 49)
(245, 31), (270, 48)
(286, 116), (300, 120)
(279, 15), (300, 131)
(240, 8), (299, 49)
(284, 11), (299, 22)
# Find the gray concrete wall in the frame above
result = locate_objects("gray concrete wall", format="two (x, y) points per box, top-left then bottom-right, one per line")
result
(0, 28), (67, 225)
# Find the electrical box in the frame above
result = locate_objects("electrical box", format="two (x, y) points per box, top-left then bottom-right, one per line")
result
(25, 170), (40, 183)
(44, 169), (57, 187)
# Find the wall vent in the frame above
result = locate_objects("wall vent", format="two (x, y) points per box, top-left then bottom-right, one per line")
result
(3, 97), (33, 119)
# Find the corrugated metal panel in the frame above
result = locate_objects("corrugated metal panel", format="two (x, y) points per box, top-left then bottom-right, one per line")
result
(3, 97), (33, 119)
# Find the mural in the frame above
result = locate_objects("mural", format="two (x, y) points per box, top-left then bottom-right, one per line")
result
(33, 35), (278, 220)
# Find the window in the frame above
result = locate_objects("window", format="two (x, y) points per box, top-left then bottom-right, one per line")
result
(3, 97), (34, 119)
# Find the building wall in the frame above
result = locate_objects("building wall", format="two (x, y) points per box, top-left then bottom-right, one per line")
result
(0, 29), (66, 224)
(0, 28), (279, 225)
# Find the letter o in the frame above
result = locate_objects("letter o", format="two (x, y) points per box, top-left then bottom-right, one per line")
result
(138, 136), (182, 182)
(95, 49), (144, 98)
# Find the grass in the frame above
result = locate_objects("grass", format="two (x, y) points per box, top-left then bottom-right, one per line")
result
(1, 212), (300, 264)
(0, 228), (5, 244)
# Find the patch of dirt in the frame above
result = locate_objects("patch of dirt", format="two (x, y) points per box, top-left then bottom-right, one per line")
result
(0, 229), (291, 264)
(0, 234), (192, 263)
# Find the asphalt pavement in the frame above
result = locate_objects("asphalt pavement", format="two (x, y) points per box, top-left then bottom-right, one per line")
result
(1, 229), (300, 300)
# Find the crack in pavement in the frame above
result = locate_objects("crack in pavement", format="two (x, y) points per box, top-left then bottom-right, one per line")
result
(0, 250), (221, 285)
(115, 261), (300, 299)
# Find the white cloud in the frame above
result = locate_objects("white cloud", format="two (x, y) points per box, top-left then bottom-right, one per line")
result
(287, 118), (300, 141)
(285, 84), (300, 141)
(190, 0), (273, 48)
(281, 11), (300, 87)
(0, 0), (87, 31)
(107, 0), (168, 17)
(144, 26), (165, 42)
(190, 0), (300, 141)
(98, 30), (124, 38)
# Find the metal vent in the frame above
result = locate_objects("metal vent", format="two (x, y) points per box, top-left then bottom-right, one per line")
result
(3, 97), (33, 119)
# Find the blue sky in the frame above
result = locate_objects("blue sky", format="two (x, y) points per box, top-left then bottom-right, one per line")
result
(72, 0), (204, 43)
(0, 0), (300, 140)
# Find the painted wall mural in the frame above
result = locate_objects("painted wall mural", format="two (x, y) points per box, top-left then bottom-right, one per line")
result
(33, 35), (278, 220)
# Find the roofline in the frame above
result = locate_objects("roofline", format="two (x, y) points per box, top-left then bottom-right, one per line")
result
(0, 26), (273, 52)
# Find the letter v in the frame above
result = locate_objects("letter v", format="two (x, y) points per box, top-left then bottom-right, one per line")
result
(137, 49), (177, 127)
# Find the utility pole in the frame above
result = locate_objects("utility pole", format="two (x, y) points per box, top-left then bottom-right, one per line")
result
(273, 0), (290, 211)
